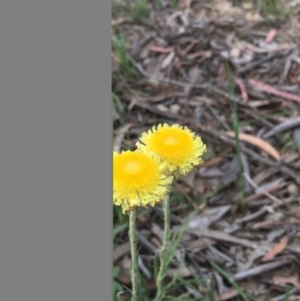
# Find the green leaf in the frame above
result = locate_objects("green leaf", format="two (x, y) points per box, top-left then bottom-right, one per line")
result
(113, 266), (121, 278)
(113, 223), (128, 240)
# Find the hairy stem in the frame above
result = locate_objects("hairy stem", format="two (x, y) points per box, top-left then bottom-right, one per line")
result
(155, 194), (171, 301)
(129, 209), (139, 301)
(163, 194), (171, 245)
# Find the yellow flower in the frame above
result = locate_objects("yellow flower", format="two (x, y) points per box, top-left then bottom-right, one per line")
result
(136, 124), (206, 177)
(113, 150), (173, 213)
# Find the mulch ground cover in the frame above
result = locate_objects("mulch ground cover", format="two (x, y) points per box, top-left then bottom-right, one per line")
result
(112, 1), (300, 300)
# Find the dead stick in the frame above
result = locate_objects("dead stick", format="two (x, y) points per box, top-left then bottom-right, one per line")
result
(233, 260), (291, 282)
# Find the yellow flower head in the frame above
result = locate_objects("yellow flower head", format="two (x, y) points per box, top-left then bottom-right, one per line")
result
(136, 124), (206, 177)
(113, 150), (173, 213)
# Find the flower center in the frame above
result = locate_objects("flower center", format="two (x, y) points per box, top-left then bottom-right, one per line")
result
(143, 127), (196, 166)
(124, 160), (141, 173)
(114, 152), (162, 194)
(164, 136), (178, 145)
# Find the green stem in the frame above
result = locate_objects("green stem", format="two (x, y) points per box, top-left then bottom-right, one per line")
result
(129, 209), (139, 301)
(155, 194), (170, 301)
(163, 194), (170, 245)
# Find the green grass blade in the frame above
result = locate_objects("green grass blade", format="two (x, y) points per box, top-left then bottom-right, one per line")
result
(209, 261), (251, 301)
(225, 61), (245, 209)
(285, 286), (290, 301)
(113, 223), (128, 240)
